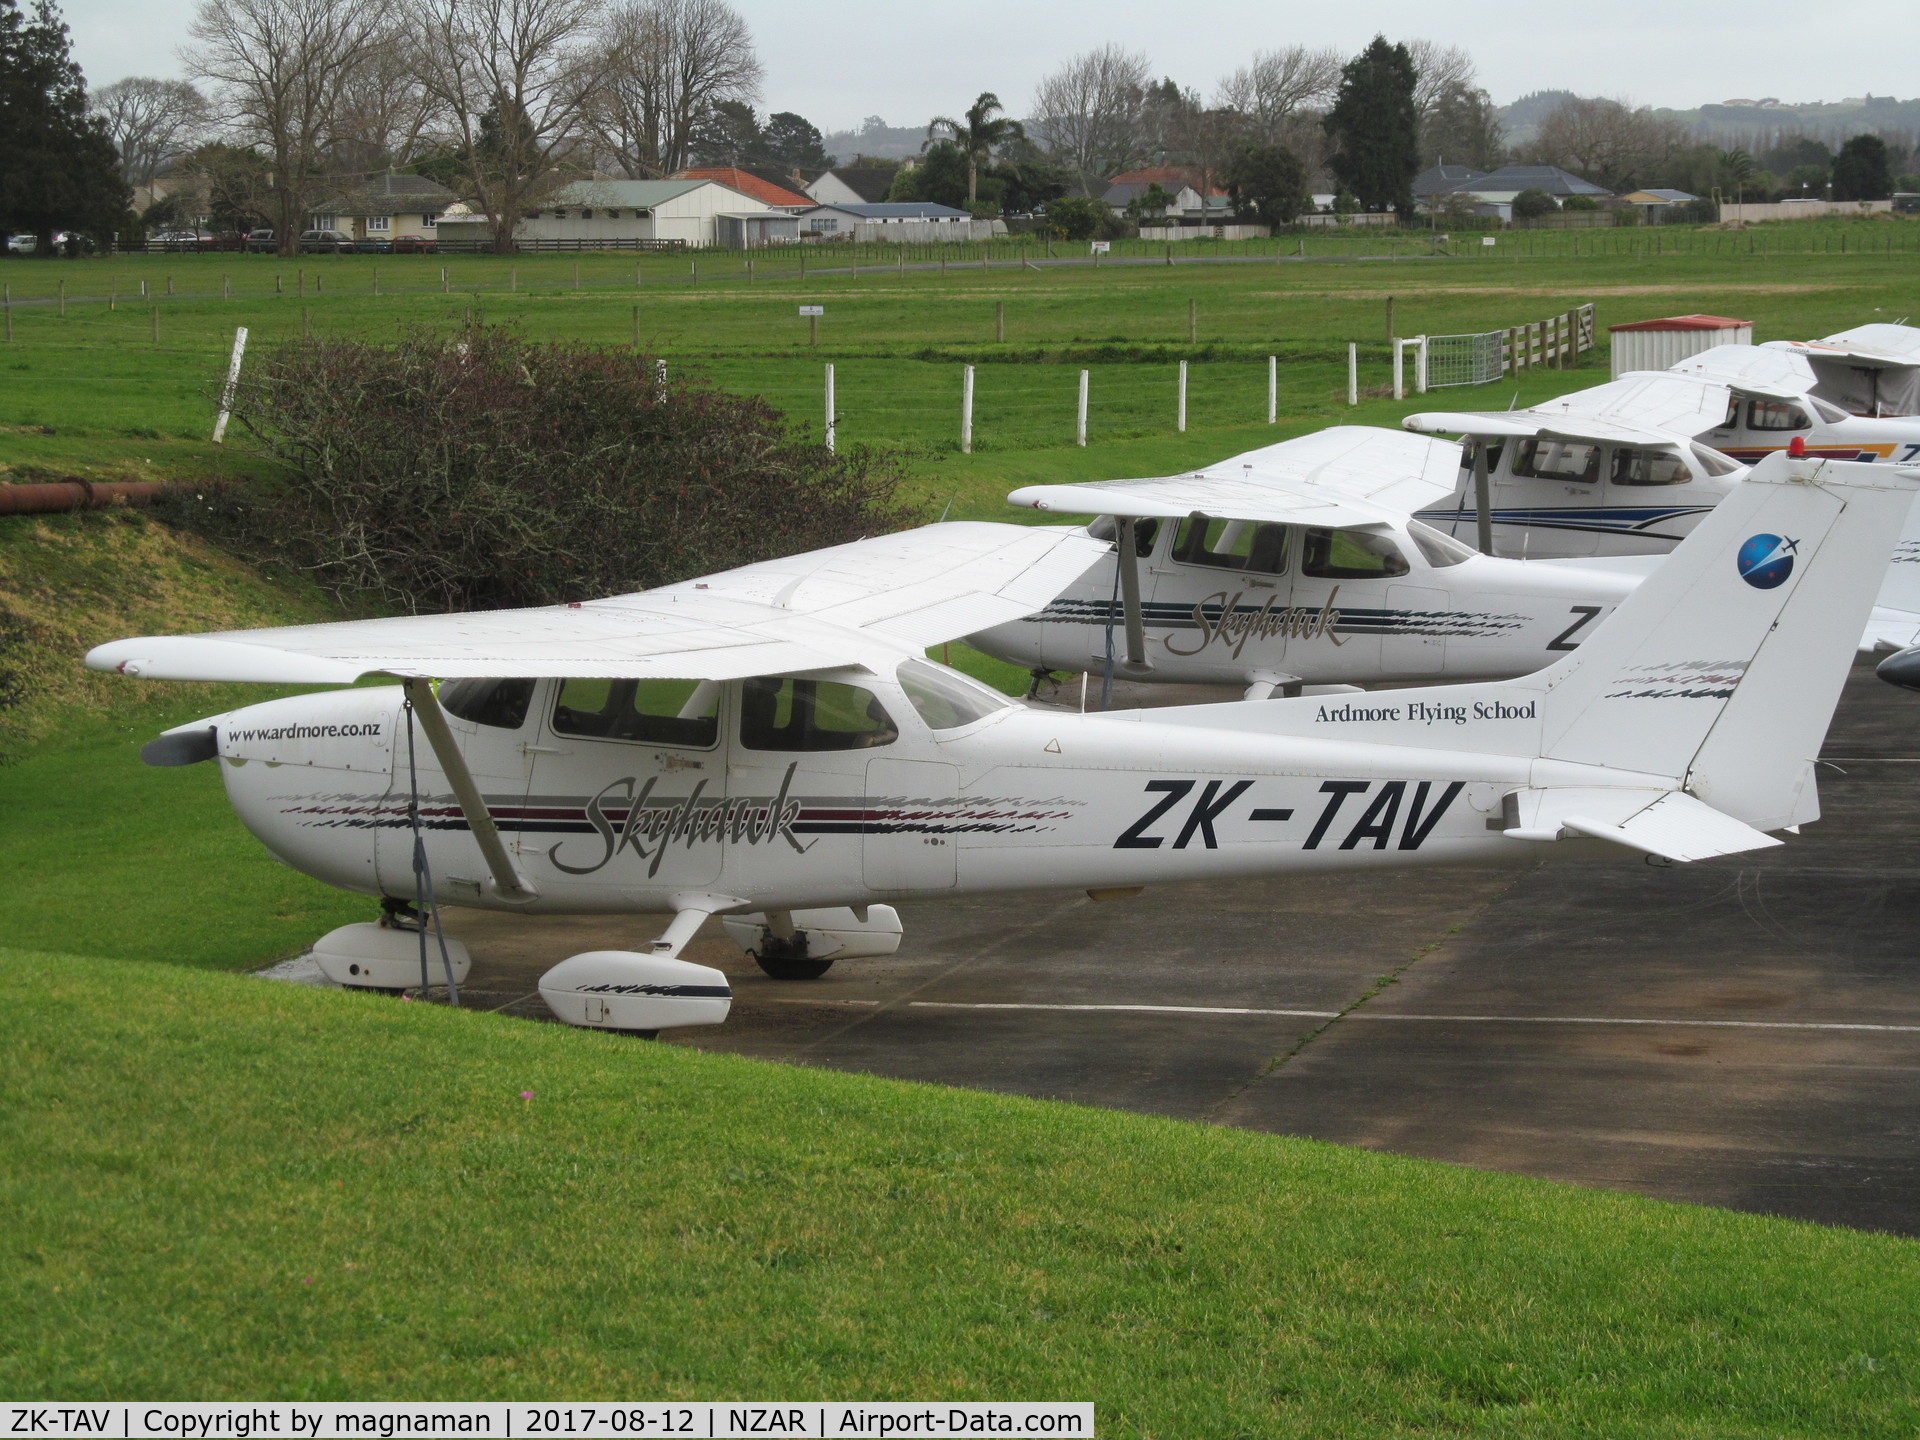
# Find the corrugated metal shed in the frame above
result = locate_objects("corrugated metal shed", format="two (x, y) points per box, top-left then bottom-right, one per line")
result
(1609, 315), (1753, 378)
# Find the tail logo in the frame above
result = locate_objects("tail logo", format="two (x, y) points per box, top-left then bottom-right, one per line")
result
(1737, 533), (1798, 590)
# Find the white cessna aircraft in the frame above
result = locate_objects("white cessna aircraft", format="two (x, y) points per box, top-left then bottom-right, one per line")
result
(1405, 350), (1920, 647)
(90, 454), (1912, 1037)
(1767, 323), (1920, 418)
(969, 427), (1639, 699)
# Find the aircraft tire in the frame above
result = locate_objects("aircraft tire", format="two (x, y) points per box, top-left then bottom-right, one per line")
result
(754, 951), (835, 981)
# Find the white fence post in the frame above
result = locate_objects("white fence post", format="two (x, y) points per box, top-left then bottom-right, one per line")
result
(1177, 360), (1188, 433)
(1267, 355), (1277, 423)
(824, 363), (836, 452)
(211, 326), (249, 443)
(1392, 339), (1405, 401)
(1415, 335), (1429, 394)
(1076, 369), (1089, 447)
(961, 364), (974, 454)
(1347, 343), (1358, 406)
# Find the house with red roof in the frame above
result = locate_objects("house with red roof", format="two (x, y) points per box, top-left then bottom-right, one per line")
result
(675, 168), (813, 211)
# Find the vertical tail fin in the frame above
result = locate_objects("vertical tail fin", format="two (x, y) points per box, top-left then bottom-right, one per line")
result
(1535, 454), (1918, 826)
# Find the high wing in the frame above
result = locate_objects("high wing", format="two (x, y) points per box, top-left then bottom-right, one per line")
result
(1403, 372), (1730, 446)
(1004, 426), (1461, 529)
(1666, 342), (1819, 397)
(1809, 323), (1920, 365)
(85, 522), (1110, 685)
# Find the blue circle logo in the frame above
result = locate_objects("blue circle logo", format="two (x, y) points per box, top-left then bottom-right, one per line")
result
(1737, 533), (1796, 589)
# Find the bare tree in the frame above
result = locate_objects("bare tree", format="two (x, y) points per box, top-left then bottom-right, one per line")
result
(329, 31), (442, 170)
(1405, 39), (1475, 119)
(184, 0), (387, 255)
(1525, 96), (1688, 193)
(584, 0), (761, 179)
(90, 77), (210, 186)
(1029, 45), (1151, 194)
(1214, 46), (1340, 146)
(410, 0), (604, 251)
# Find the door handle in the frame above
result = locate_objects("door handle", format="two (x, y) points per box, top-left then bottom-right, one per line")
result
(521, 743), (569, 756)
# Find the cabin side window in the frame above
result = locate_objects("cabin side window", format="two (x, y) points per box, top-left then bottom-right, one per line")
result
(1303, 528), (1410, 579)
(740, 678), (897, 751)
(1169, 515), (1290, 575)
(1510, 438), (1600, 483)
(1085, 515), (1160, 556)
(551, 678), (720, 747)
(1747, 399), (1812, 431)
(1609, 446), (1692, 487)
(440, 677), (536, 730)
(897, 660), (1011, 730)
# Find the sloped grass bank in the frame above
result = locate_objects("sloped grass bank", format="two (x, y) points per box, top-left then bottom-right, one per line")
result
(3, 947), (1917, 1434)
(0, 509), (372, 963)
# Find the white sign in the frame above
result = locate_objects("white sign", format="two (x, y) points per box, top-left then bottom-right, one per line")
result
(1089, 241), (1111, 254)
(1482, 236), (1497, 246)
(799, 305), (824, 316)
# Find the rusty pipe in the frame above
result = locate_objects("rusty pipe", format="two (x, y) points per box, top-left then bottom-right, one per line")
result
(0, 480), (170, 515)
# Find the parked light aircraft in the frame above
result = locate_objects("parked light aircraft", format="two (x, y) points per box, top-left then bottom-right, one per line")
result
(1404, 350), (1920, 648)
(90, 455), (1913, 1035)
(1766, 323), (1920, 418)
(968, 427), (1638, 699)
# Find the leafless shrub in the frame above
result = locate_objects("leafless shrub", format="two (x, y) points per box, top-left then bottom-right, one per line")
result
(210, 326), (910, 613)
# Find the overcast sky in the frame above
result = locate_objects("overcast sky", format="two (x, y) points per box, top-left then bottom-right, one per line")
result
(62, 0), (1917, 128)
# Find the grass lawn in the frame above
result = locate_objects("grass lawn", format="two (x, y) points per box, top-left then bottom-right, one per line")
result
(3, 230), (1916, 511)
(4, 943), (1919, 1432)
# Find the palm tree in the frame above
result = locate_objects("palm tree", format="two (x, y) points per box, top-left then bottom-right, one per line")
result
(926, 92), (1026, 207)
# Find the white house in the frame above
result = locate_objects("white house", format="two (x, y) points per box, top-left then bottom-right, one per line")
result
(434, 179), (775, 250)
(805, 168), (899, 207)
(798, 202), (1002, 243)
(306, 173), (458, 244)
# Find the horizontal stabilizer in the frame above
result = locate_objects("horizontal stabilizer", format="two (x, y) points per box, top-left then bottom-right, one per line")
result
(1506, 787), (1782, 863)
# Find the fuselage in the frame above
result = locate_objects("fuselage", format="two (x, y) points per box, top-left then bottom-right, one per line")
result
(967, 514), (1638, 687)
(207, 666), (1625, 918)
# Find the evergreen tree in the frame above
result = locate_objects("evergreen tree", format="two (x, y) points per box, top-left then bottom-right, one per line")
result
(0, 0), (128, 251)
(760, 112), (831, 171)
(1832, 134), (1894, 201)
(1220, 143), (1309, 228)
(1322, 35), (1418, 221)
(887, 140), (973, 209)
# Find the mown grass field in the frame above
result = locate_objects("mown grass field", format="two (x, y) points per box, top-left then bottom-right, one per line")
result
(3, 222), (1916, 516)
(6, 943), (1920, 1434)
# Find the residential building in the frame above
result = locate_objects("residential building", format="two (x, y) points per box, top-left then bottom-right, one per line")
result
(306, 173), (458, 245)
(1100, 166), (1226, 220)
(676, 168), (813, 211)
(1414, 164), (1486, 207)
(1621, 188), (1701, 222)
(806, 168), (900, 206)
(433, 178), (776, 249)
(1431, 164), (1611, 222)
(798, 201), (1002, 243)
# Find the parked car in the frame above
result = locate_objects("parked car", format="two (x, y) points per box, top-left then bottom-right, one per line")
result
(150, 230), (208, 251)
(298, 229), (353, 253)
(353, 237), (392, 254)
(6, 234), (35, 254)
(244, 228), (276, 252)
(390, 235), (438, 254)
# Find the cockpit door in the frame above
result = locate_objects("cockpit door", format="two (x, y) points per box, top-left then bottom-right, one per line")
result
(522, 677), (728, 893)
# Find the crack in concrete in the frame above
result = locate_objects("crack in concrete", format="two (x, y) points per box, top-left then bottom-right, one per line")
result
(1199, 864), (1537, 1123)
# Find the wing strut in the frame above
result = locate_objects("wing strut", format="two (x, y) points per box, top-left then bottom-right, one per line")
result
(402, 678), (539, 904)
(1472, 440), (1495, 555)
(1116, 517), (1152, 674)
